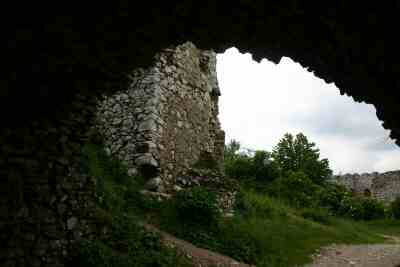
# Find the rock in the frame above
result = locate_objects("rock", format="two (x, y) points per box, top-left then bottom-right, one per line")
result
(145, 177), (162, 191)
(127, 167), (138, 177)
(112, 118), (122, 125)
(135, 154), (158, 167)
(67, 217), (78, 230)
(138, 120), (157, 132)
(173, 185), (183, 192)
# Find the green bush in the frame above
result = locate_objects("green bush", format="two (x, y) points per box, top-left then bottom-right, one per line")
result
(337, 197), (385, 221)
(300, 208), (332, 225)
(359, 198), (386, 220)
(235, 189), (274, 218)
(224, 140), (279, 183)
(71, 224), (192, 267)
(175, 187), (220, 226)
(391, 197), (400, 219)
(317, 184), (385, 221)
(74, 143), (193, 267)
(318, 184), (352, 214)
(271, 171), (320, 207)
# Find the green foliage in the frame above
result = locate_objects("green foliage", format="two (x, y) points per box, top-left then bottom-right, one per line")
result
(164, 188), (385, 266)
(318, 184), (352, 213)
(224, 139), (279, 183)
(357, 198), (386, 220)
(271, 171), (321, 207)
(338, 196), (382, 220)
(72, 143), (192, 267)
(272, 133), (332, 184)
(317, 183), (386, 221)
(235, 189), (280, 218)
(390, 196), (400, 219)
(175, 187), (220, 226)
(71, 219), (192, 267)
(300, 208), (332, 225)
(81, 143), (144, 211)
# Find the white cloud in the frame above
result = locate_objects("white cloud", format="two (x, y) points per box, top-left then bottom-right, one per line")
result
(217, 48), (400, 174)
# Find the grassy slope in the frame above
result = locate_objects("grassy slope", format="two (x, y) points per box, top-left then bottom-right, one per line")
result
(76, 143), (399, 267)
(70, 144), (193, 267)
(152, 189), (389, 267)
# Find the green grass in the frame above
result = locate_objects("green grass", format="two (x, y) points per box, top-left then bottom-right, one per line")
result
(149, 188), (392, 267)
(365, 219), (400, 236)
(70, 143), (193, 267)
(75, 143), (400, 267)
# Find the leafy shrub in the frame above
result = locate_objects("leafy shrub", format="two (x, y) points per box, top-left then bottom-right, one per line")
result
(318, 184), (352, 214)
(317, 184), (385, 220)
(175, 187), (220, 226)
(271, 171), (321, 207)
(235, 189), (274, 218)
(224, 154), (255, 180)
(391, 197), (400, 219)
(337, 197), (385, 220)
(300, 208), (332, 225)
(218, 220), (261, 263)
(74, 143), (192, 267)
(224, 140), (279, 183)
(71, 225), (192, 267)
(359, 198), (386, 220)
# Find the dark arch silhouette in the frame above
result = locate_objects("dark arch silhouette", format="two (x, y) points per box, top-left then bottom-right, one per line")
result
(4, 2), (400, 145)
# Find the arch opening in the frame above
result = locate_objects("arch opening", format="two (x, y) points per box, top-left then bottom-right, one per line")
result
(216, 47), (400, 175)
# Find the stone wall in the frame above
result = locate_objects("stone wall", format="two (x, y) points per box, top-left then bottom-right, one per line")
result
(333, 170), (400, 203)
(0, 94), (99, 267)
(0, 42), (225, 266)
(95, 42), (225, 191)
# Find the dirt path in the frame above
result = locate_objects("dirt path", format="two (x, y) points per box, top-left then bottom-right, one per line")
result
(144, 224), (254, 267)
(304, 236), (400, 267)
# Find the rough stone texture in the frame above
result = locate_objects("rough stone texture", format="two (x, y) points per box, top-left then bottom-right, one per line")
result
(176, 168), (239, 216)
(5, 3), (400, 145)
(333, 171), (400, 203)
(4, 4), (400, 265)
(95, 42), (224, 190)
(0, 94), (99, 267)
(0, 42), (226, 266)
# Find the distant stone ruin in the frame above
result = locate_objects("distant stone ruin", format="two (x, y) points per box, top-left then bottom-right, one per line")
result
(332, 170), (400, 203)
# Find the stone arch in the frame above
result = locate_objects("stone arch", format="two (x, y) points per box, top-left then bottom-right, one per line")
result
(3, 3), (400, 266)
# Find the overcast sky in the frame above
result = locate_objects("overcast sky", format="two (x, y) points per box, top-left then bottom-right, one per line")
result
(217, 48), (400, 174)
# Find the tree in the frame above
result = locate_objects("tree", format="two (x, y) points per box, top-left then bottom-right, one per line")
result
(224, 139), (241, 161)
(224, 140), (254, 179)
(252, 150), (279, 182)
(272, 133), (332, 184)
(224, 140), (279, 183)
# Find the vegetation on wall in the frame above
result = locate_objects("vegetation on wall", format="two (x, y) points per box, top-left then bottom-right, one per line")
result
(70, 134), (400, 267)
(70, 143), (193, 267)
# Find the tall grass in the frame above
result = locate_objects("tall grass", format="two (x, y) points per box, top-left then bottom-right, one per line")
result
(152, 188), (388, 267)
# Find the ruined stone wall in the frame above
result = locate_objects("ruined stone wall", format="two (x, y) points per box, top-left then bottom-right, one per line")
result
(0, 42), (225, 266)
(96, 42), (225, 191)
(372, 171), (400, 203)
(0, 94), (99, 267)
(334, 171), (400, 203)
